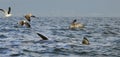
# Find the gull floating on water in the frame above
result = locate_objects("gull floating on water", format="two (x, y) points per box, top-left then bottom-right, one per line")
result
(24, 13), (37, 22)
(69, 19), (84, 29)
(18, 20), (31, 28)
(82, 37), (90, 45)
(0, 7), (12, 17)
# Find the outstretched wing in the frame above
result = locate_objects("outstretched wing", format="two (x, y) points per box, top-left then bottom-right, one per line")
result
(37, 33), (48, 40)
(8, 7), (11, 14)
(0, 9), (5, 13)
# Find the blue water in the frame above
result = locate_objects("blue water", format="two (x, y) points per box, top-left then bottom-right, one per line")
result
(0, 17), (120, 57)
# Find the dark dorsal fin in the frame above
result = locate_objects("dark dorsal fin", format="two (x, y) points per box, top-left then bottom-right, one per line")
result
(36, 33), (48, 40)
(8, 7), (11, 14)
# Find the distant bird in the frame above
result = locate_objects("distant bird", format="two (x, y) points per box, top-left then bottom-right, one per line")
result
(24, 13), (36, 22)
(36, 33), (48, 40)
(18, 20), (31, 28)
(0, 7), (12, 17)
(82, 37), (90, 45)
(69, 19), (84, 29)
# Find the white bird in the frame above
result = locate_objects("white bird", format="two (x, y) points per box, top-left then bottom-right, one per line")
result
(69, 19), (84, 29)
(24, 13), (37, 22)
(0, 7), (12, 17)
(18, 20), (31, 28)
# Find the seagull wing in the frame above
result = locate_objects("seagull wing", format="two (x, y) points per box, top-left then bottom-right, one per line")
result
(0, 9), (5, 13)
(8, 7), (11, 14)
(25, 15), (30, 22)
(37, 33), (48, 40)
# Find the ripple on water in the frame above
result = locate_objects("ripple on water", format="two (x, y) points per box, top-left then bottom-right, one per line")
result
(0, 34), (8, 38)
(0, 48), (11, 54)
(0, 17), (120, 57)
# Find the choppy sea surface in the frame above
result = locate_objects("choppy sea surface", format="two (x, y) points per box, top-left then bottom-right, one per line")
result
(0, 17), (120, 57)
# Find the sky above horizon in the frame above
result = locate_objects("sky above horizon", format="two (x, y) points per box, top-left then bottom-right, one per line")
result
(0, 0), (120, 17)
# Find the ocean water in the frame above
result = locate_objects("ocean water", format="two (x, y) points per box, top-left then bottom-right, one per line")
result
(0, 17), (120, 57)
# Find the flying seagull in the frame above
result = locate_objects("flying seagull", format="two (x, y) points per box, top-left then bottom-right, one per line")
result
(24, 13), (37, 22)
(0, 7), (12, 17)
(18, 20), (31, 28)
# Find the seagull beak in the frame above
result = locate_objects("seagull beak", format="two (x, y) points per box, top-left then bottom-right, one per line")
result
(31, 15), (39, 19)
(31, 15), (36, 18)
